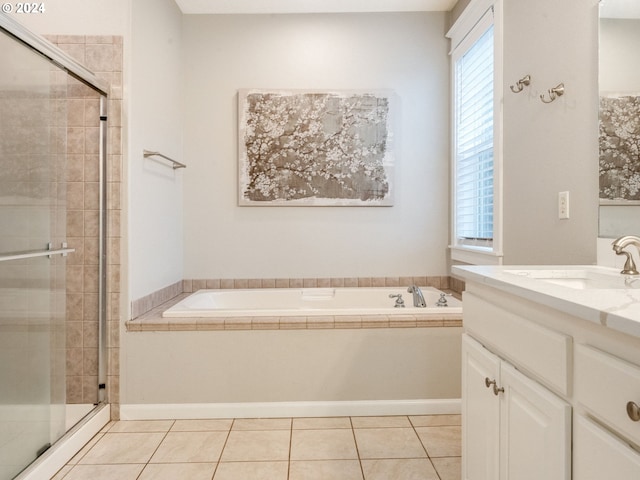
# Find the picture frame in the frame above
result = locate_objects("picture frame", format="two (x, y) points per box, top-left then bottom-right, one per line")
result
(238, 89), (395, 206)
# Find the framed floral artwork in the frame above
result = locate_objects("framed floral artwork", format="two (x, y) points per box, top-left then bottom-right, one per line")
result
(599, 94), (640, 202)
(238, 89), (395, 206)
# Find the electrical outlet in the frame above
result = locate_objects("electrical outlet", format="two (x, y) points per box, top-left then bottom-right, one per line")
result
(559, 191), (569, 219)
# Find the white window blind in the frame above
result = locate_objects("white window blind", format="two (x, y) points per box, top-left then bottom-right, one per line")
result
(454, 25), (494, 247)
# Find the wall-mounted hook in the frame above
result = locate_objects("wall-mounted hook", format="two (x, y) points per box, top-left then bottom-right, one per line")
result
(509, 74), (531, 93)
(540, 83), (565, 103)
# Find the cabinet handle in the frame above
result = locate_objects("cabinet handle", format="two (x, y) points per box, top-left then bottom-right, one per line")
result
(484, 377), (504, 395)
(627, 401), (640, 422)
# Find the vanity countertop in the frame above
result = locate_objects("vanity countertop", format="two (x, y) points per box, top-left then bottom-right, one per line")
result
(452, 265), (640, 339)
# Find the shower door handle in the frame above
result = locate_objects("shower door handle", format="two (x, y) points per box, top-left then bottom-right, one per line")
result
(0, 243), (75, 262)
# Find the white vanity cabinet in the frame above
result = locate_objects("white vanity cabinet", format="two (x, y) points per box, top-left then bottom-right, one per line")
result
(454, 265), (640, 480)
(462, 334), (571, 480)
(573, 344), (640, 480)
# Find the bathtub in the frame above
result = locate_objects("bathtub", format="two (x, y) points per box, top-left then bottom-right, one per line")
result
(124, 285), (464, 420)
(162, 286), (462, 318)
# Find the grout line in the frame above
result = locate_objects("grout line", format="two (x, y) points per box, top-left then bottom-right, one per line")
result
(349, 416), (366, 480)
(287, 418), (293, 480)
(409, 418), (444, 480)
(210, 419), (235, 479)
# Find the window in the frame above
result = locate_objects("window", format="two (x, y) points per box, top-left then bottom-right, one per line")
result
(448, 0), (502, 265)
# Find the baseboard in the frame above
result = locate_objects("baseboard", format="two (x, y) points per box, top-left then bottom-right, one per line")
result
(120, 398), (461, 420)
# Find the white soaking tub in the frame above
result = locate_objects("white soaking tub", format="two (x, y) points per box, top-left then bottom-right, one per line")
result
(162, 286), (462, 318)
(125, 286), (464, 419)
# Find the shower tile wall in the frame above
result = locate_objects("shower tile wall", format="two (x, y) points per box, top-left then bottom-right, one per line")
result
(46, 35), (122, 414)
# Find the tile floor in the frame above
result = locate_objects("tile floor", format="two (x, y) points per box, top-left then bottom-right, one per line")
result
(52, 415), (461, 480)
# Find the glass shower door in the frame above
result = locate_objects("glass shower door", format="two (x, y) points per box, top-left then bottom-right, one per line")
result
(0, 30), (69, 479)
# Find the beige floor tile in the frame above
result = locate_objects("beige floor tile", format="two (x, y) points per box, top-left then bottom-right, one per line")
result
(67, 432), (104, 464)
(213, 461), (289, 480)
(289, 460), (363, 480)
(139, 462), (217, 480)
(293, 417), (352, 429)
(232, 418), (292, 430)
(172, 418), (234, 432)
(108, 420), (174, 433)
(62, 464), (145, 480)
(79, 432), (165, 464)
(150, 431), (228, 463)
(221, 430), (291, 461)
(291, 429), (358, 460)
(409, 415), (461, 427)
(415, 426), (461, 457)
(354, 428), (427, 459)
(351, 416), (411, 428)
(431, 457), (462, 480)
(361, 458), (440, 480)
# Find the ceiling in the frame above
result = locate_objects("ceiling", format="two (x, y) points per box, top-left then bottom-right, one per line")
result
(174, 0), (458, 14)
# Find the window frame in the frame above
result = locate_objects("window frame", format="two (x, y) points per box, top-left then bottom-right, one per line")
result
(447, 0), (504, 266)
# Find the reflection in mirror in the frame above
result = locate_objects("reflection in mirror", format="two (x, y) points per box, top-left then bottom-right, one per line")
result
(599, 0), (640, 237)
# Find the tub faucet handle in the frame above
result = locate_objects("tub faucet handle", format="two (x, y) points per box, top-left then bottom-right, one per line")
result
(389, 294), (405, 308)
(436, 293), (450, 307)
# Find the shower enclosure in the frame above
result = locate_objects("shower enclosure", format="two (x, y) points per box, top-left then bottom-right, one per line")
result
(0, 15), (108, 479)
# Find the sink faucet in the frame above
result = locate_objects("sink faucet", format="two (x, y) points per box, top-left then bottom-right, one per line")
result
(611, 235), (640, 275)
(407, 285), (426, 308)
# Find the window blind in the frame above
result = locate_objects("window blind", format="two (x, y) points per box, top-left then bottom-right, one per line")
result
(454, 25), (494, 246)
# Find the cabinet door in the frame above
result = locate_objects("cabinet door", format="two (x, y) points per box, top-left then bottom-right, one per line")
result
(500, 362), (571, 480)
(573, 415), (640, 479)
(462, 334), (501, 480)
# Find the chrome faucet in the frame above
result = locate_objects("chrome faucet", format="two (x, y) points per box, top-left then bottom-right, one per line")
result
(612, 235), (640, 275)
(407, 285), (426, 308)
(389, 293), (405, 308)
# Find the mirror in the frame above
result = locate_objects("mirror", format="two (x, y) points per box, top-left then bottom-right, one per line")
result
(599, 0), (640, 237)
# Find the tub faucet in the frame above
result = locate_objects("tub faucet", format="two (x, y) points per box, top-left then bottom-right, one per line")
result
(612, 235), (640, 275)
(389, 294), (405, 308)
(407, 285), (426, 308)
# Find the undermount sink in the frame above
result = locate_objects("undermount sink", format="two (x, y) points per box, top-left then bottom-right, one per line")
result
(504, 268), (640, 290)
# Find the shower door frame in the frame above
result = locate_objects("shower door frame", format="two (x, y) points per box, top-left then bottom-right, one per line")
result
(0, 12), (109, 409)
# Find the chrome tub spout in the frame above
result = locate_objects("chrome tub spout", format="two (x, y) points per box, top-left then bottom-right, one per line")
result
(407, 285), (426, 308)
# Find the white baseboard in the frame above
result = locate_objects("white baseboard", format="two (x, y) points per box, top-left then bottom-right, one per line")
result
(120, 398), (461, 420)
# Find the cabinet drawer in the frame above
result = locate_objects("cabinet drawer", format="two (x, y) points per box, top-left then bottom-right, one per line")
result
(574, 415), (640, 479)
(575, 344), (640, 446)
(463, 292), (571, 395)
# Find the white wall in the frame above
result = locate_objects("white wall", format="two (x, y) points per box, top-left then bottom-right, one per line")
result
(129, 0), (185, 300)
(500, 0), (599, 264)
(181, 13), (451, 279)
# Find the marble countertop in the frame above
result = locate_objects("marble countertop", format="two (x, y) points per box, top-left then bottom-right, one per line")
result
(452, 265), (640, 339)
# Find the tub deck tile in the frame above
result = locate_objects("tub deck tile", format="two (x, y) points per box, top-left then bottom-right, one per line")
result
(388, 315), (417, 328)
(307, 316), (335, 329)
(252, 316), (280, 330)
(196, 319), (225, 331)
(443, 318), (463, 327)
(224, 317), (253, 330)
(415, 316), (444, 328)
(279, 316), (307, 330)
(334, 315), (362, 329)
(169, 321), (198, 331)
(361, 315), (390, 329)
(125, 289), (463, 332)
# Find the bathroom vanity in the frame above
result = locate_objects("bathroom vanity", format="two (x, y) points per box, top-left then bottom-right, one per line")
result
(452, 265), (640, 480)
